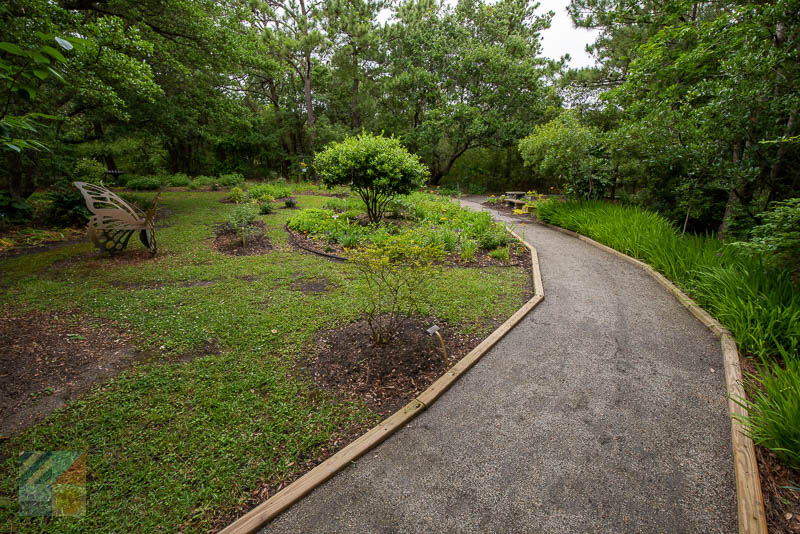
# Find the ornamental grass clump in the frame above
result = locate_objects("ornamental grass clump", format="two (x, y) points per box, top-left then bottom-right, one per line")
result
(346, 236), (443, 344)
(315, 132), (428, 223)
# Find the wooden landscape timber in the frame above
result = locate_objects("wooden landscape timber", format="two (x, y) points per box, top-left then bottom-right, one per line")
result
(218, 226), (545, 534)
(533, 219), (767, 534)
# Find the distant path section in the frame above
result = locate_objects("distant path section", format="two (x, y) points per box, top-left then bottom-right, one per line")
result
(261, 197), (737, 534)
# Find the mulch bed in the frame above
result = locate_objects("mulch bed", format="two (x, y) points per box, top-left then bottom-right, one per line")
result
(212, 220), (273, 256)
(0, 309), (145, 438)
(285, 227), (531, 268)
(740, 355), (800, 533)
(302, 316), (487, 417)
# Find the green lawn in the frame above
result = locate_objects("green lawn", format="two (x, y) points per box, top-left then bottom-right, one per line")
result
(0, 189), (528, 532)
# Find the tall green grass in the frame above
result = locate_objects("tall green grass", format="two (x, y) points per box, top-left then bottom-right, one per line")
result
(537, 200), (800, 465)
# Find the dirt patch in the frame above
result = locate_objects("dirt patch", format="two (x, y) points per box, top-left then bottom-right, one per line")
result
(291, 277), (336, 294)
(212, 220), (273, 256)
(173, 339), (221, 363)
(0, 309), (150, 438)
(238, 274), (260, 282)
(303, 316), (485, 417)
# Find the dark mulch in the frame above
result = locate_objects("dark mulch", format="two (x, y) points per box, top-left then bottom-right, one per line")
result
(285, 227), (531, 268)
(740, 355), (800, 533)
(212, 220), (273, 256)
(302, 316), (485, 417)
(0, 309), (150, 438)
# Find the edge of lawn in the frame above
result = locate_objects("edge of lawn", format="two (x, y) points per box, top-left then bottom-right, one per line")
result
(217, 225), (545, 534)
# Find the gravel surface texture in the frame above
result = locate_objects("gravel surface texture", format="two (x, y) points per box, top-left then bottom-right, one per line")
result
(260, 197), (737, 534)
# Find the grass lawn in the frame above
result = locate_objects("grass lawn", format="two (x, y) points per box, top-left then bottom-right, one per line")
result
(0, 187), (529, 532)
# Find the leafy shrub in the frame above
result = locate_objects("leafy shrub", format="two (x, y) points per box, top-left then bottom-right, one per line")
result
(42, 184), (90, 226)
(323, 197), (352, 212)
(284, 197), (297, 208)
(316, 132), (428, 223)
(127, 175), (162, 190)
(258, 201), (274, 215)
(486, 195), (498, 205)
(488, 247), (510, 262)
(468, 183), (487, 195)
(228, 203), (260, 246)
(247, 182), (292, 200)
(441, 229), (459, 252)
(460, 239), (478, 262)
(439, 185), (460, 197)
(346, 236), (443, 343)
(73, 158), (106, 184)
(736, 198), (800, 275)
(217, 173), (245, 187)
(165, 173), (190, 187)
(228, 187), (246, 204)
(0, 192), (33, 223)
(287, 209), (339, 234)
(477, 227), (508, 250)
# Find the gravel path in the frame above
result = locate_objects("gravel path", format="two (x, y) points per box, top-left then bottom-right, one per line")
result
(260, 198), (737, 534)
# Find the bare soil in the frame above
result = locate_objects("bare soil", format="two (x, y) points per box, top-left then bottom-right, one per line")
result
(303, 316), (488, 417)
(212, 220), (273, 256)
(0, 309), (147, 438)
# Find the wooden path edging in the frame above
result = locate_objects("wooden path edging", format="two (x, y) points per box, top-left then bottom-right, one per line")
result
(218, 228), (545, 534)
(534, 219), (767, 534)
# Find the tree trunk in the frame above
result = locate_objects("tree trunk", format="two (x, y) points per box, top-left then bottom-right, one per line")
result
(6, 151), (36, 201)
(351, 75), (361, 129)
(718, 142), (743, 240)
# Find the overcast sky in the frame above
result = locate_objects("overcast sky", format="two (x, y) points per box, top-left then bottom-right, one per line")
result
(538, 0), (599, 68)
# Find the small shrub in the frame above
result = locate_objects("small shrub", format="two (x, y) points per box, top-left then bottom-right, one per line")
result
(0, 192), (33, 223)
(478, 227), (508, 250)
(248, 182), (292, 200)
(228, 203), (259, 246)
(217, 173), (245, 187)
(127, 175), (162, 190)
(460, 239), (478, 262)
(439, 185), (460, 197)
(489, 247), (510, 262)
(468, 183), (487, 195)
(736, 198), (800, 276)
(73, 158), (106, 184)
(165, 173), (190, 187)
(323, 197), (350, 212)
(228, 187), (246, 204)
(287, 209), (338, 234)
(258, 201), (274, 215)
(316, 132), (428, 223)
(441, 229), (459, 252)
(43, 184), (90, 226)
(486, 195), (498, 205)
(346, 236), (443, 344)
(284, 197), (298, 208)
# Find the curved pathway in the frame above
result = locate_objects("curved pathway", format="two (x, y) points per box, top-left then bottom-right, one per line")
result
(261, 199), (737, 534)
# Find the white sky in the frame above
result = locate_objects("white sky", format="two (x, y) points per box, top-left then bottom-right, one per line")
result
(538, 0), (600, 68)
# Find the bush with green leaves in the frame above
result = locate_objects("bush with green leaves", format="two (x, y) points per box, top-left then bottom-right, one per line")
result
(736, 198), (800, 276)
(165, 173), (190, 187)
(73, 158), (106, 184)
(127, 175), (162, 190)
(43, 183), (90, 226)
(346, 235), (443, 344)
(0, 192), (33, 223)
(488, 246), (510, 262)
(217, 173), (245, 187)
(315, 132), (428, 223)
(284, 197), (297, 208)
(227, 203), (260, 246)
(258, 201), (274, 215)
(287, 209), (339, 235)
(228, 187), (246, 204)
(460, 239), (478, 262)
(247, 182), (292, 201)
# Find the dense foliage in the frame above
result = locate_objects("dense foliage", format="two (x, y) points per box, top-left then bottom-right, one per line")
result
(315, 133), (428, 222)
